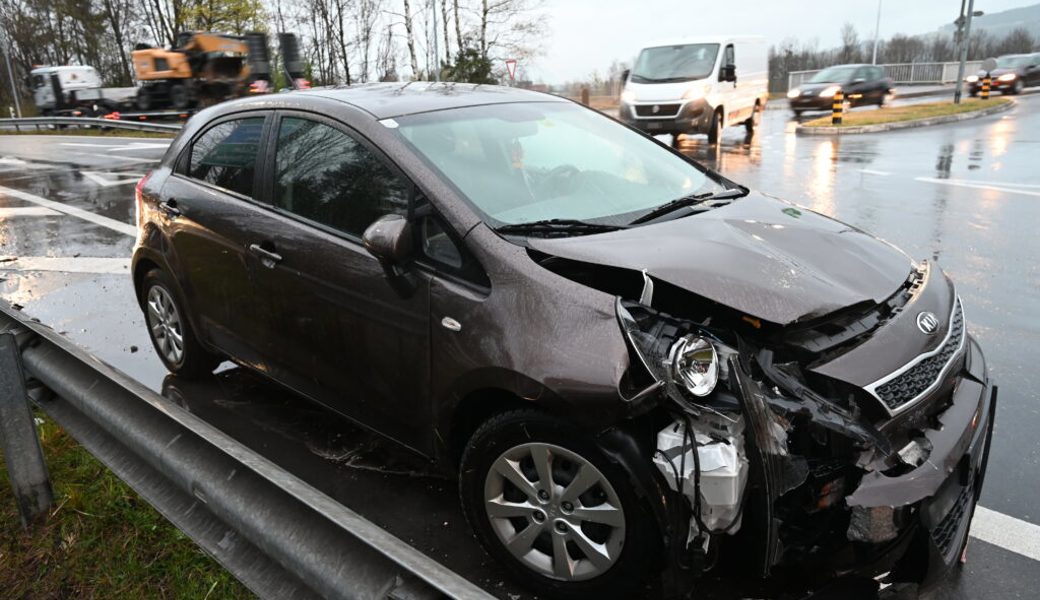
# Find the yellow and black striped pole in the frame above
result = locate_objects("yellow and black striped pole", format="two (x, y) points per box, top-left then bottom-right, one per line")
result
(832, 89), (844, 125)
(981, 75), (991, 100)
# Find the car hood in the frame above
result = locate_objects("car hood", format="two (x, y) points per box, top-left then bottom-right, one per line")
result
(527, 193), (913, 325)
(796, 82), (844, 93)
(979, 67), (1021, 77)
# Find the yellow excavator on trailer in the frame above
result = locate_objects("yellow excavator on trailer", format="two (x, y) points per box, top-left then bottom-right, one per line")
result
(130, 31), (274, 110)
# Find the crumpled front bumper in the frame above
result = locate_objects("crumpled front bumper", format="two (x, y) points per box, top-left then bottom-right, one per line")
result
(848, 334), (996, 581)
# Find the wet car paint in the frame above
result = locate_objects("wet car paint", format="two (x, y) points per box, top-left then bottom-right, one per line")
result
(0, 91), (1035, 594)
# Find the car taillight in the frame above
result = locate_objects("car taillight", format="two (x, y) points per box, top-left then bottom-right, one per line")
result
(135, 171), (152, 231)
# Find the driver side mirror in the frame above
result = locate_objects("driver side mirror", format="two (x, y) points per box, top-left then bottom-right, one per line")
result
(363, 214), (417, 296)
(720, 64), (736, 82)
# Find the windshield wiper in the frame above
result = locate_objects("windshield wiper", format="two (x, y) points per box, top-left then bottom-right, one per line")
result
(629, 188), (747, 225)
(495, 218), (628, 236)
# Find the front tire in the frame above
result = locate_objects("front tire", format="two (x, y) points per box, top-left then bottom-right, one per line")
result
(460, 410), (658, 599)
(707, 108), (723, 144)
(141, 268), (221, 378)
(1011, 79), (1024, 95)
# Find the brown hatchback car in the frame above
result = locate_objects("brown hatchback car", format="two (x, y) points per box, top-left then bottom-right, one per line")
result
(132, 83), (995, 599)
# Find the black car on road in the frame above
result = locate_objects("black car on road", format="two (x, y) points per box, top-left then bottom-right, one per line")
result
(132, 83), (995, 599)
(788, 64), (893, 116)
(967, 53), (1040, 95)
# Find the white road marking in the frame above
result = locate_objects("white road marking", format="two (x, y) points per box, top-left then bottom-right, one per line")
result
(0, 206), (61, 217)
(0, 185), (136, 237)
(916, 177), (1040, 197)
(971, 506), (1040, 562)
(859, 169), (891, 176)
(0, 256), (130, 275)
(81, 171), (144, 187)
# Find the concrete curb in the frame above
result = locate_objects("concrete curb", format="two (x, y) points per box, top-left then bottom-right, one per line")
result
(795, 98), (1015, 136)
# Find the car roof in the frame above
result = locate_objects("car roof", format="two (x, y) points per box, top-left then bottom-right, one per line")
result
(640, 35), (765, 48)
(298, 81), (568, 119)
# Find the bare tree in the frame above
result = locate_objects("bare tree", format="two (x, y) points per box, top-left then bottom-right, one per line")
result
(452, 0), (462, 52)
(401, 0), (419, 78)
(839, 22), (860, 64)
(440, 0), (450, 63)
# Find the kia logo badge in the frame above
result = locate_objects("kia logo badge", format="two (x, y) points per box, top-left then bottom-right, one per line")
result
(917, 312), (939, 335)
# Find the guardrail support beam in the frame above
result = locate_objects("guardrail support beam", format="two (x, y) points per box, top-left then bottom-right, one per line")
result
(0, 332), (54, 527)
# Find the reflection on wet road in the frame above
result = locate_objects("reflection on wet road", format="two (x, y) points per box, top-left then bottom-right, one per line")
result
(2, 95), (1040, 598)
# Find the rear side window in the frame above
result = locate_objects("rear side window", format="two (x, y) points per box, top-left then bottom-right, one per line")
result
(272, 117), (410, 237)
(188, 117), (264, 198)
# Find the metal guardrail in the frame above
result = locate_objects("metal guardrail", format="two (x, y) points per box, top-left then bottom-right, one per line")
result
(0, 303), (493, 600)
(0, 116), (182, 133)
(787, 61), (985, 90)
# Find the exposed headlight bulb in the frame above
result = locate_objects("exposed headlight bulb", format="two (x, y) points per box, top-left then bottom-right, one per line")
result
(667, 335), (719, 397)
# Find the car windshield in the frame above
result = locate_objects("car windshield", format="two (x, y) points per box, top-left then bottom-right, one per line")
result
(395, 102), (720, 226)
(809, 66), (859, 83)
(630, 44), (720, 83)
(996, 55), (1030, 68)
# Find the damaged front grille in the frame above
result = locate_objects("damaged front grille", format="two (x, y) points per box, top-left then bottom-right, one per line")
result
(870, 299), (965, 413)
(931, 483), (973, 558)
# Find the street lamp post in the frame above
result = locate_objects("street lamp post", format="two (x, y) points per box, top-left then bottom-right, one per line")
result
(954, 0), (983, 104)
(1, 36), (21, 118)
(871, 0), (883, 65)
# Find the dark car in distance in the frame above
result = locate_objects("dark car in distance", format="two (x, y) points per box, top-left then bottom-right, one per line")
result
(788, 64), (894, 116)
(132, 83), (996, 599)
(966, 53), (1040, 95)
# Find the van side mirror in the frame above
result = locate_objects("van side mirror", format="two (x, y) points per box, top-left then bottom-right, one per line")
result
(721, 64), (736, 82)
(621, 69), (630, 82)
(363, 214), (418, 296)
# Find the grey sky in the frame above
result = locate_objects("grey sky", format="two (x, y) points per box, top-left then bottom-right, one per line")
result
(525, 0), (1034, 82)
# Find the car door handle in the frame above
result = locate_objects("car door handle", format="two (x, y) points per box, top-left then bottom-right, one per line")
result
(158, 199), (181, 217)
(248, 243), (283, 268)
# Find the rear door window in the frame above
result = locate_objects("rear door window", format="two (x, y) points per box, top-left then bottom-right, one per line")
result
(272, 116), (410, 237)
(188, 117), (265, 198)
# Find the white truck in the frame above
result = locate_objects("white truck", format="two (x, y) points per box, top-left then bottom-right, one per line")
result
(30, 65), (138, 116)
(618, 35), (769, 145)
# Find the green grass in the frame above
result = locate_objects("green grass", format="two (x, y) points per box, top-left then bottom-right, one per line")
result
(0, 127), (174, 138)
(803, 97), (1011, 128)
(0, 412), (254, 600)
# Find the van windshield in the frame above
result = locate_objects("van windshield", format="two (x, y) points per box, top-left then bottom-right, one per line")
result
(630, 44), (720, 83)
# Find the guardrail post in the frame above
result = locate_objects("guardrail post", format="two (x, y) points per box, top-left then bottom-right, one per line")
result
(580, 87), (590, 106)
(981, 75), (991, 100)
(0, 332), (54, 527)
(832, 90), (844, 125)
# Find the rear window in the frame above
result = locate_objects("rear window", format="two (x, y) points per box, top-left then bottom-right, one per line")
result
(188, 117), (264, 198)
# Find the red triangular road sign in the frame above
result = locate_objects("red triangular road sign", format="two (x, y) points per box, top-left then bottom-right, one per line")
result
(505, 59), (518, 81)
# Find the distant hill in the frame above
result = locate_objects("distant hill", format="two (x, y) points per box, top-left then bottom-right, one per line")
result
(939, 2), (1040, 41)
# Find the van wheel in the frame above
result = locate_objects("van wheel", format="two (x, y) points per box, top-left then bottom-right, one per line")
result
(707, 108), (723, 144)
(459, 410), (658, 599)
(744, 101), (762, 134)
(141, 268), (222, 378)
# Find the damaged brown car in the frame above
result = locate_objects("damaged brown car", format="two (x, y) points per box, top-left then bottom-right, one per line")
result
(132, 83), (996, 599)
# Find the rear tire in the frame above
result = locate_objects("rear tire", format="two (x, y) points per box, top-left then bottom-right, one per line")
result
(707, 108), (723, 144)
(1011, 79), (1024, 95)
(141, 268), (222, 378)
(459, 410), (659, 599)
(744, 101), (761, 134)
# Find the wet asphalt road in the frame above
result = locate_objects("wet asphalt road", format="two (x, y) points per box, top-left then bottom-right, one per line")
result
(1, 95), (1039, 599)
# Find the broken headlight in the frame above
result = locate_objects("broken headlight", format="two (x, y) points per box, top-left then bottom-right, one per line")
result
(667, 335), (718, 397)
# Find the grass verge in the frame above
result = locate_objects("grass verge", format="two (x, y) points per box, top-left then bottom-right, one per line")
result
(803, 97), (1011, 127)
(0, 128), (175, 138)
(0, 412), (253, 599)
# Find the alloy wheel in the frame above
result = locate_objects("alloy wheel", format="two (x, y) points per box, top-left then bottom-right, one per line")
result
(483, 442), (625, 582)
(146, 285), (184, 365)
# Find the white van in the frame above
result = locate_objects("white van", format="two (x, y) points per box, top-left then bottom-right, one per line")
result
(619, 36), (768, 144)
